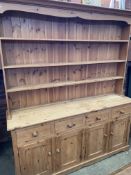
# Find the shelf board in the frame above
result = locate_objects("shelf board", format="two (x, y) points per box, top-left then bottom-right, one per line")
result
(0, 38), (129, 43)
(7, 76), (123, 93)
(4, 60), (126, 69)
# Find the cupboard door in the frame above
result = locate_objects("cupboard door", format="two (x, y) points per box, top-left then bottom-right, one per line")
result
(19, 139), (53, 175)
(85, 123), (109, 160)
(109, 116), (130, 151)
(55, 130), (83, 172)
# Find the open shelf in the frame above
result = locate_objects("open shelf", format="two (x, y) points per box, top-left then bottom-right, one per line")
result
(7, 76), (123, 93)
(0, 38), (129, 43)
(4, 60), (126, 69)
(1, 11), (130, 111)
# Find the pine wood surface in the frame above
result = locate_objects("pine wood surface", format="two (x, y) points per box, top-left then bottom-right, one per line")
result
(7, 94), (131, 130)
(0, 7), (130, 113)
(10, 103), (131, 175)
(3, 60), (126, 69)
(1, 0), (131, 20)
(1, 2), (131, 175)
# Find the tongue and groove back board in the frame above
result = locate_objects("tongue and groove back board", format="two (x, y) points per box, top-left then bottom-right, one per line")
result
(0, 0), (131, 117)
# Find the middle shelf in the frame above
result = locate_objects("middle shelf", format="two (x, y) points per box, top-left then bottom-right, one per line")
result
(0, 38), (129, 42)
(7, 76), (123, 93)
(4, 60), (126, 69)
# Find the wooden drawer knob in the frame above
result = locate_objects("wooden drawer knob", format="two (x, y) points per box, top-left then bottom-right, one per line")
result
(120, 110), (125, 114)
(96, 117), (101, 121)
(48, 152), (52, 156)
(110, 132), (114, 136)
(56, 148), (60, 153)
(32, 131), (38, 137)
(67, 123), (76, 128)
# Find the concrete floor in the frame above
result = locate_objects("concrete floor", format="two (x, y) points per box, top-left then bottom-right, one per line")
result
(115, 166), (131, 175)
(0, 140), (131, 175)
(0, 141), (15, 175)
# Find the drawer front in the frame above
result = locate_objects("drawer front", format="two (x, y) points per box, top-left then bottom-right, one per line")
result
(111, 113), (130, 122)
(85, 109), (109, 126)
(55, 115), (84, 134)
(112, 104), (131, 120)
(16, 122), (53, 146)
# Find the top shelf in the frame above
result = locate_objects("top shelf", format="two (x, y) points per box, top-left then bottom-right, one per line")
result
(0, 38), (129, 43)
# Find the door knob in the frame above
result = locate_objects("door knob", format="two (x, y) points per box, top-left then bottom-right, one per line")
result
(110, 132), (114, 136)
(104, 134), (108, 137)
(48, 152), (52, 156)
(56, 148), (60, 153)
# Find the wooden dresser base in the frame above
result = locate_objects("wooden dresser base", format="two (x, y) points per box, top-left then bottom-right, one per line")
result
(10, 95), (131, 175)
(11, 127), (129, 175)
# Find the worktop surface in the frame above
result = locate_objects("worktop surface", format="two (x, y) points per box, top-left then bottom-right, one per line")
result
(7, 94), (131, 131)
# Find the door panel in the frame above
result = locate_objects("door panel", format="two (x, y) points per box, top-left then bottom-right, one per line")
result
(85, 123), (108, 160)
(19, 139), (52, 175)
(109, 116), (130, 151)
(55, 130), (82, 171)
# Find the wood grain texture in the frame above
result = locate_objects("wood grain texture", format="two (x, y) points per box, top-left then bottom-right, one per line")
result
(3, 2), (131, 175)
(7, 94), (131, 131)
(1, 0), (131, 23)
(0, 11), (130, 112)
(11, 100), (131, 175)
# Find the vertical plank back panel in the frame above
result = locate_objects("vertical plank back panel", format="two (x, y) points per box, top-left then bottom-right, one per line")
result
(0, 11), (129, 112)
